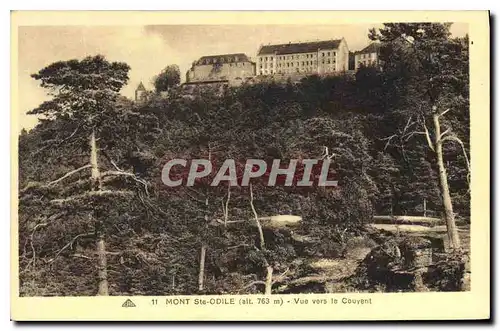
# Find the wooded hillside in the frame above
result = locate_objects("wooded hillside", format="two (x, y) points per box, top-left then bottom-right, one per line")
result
(18, 23), (470, 295)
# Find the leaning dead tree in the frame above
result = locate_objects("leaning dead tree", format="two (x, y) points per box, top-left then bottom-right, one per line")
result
(249, 184), (273, 295)
(242, 184), (299, 295)
(423, 107), (469, 249)
(383, 109), (469, 250)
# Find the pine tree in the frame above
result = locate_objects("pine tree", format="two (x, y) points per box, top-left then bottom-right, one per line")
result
(20, 55), (150, 295)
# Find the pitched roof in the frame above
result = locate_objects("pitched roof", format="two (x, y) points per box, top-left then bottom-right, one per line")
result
(136, 82), (146, 91)
(258, 39), (343, 56)
(196, 53), (252, 65)
(356, 42), (381, 54)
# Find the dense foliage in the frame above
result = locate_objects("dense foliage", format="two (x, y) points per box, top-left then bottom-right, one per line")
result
(18, 23), (469, 296)
(153, 65), (181, 93)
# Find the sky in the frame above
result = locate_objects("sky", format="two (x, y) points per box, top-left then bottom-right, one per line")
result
(17, 23), (468, 130)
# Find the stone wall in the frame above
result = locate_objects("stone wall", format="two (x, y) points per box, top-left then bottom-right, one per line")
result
(187, 62), (256, 85)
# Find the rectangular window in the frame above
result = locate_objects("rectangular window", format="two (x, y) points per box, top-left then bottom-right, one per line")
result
(328, 52), (330, 56)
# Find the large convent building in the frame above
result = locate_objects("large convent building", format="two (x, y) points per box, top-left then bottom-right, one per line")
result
(256, 38), (349, 76)
(178, 38), (380, 90)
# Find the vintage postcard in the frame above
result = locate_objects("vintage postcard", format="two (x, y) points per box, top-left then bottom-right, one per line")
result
(11, 11), (490, 321)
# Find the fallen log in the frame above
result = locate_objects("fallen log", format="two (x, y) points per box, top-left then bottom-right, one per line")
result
(210, 215), (302, 229)
(373, 215), (442, 226)
(369, 224), (469, 234)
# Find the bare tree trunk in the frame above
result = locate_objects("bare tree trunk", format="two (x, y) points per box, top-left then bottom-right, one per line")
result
(224, 185), (231, 229)
(90, 130), (109, 296)
(390, 197), (393, 217)
(198, 245), (206, 291)
(198, 146), (211, 293)
(249, 184), (265, 251)
(249, 184), (274, 295)
(264, 265), (273, 295)
(96, 230), (108, 296)
(423, 198), (427, 217)
(433, 114), (461, 250)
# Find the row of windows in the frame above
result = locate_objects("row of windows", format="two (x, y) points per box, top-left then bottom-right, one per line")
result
(228, 62), (248, 67)
(259, 59), (336, 68)
(358, 53), (377, 59)
(259, 66), (338, 75)
(200, 56), (241, 65)
(357, 59), (377, 67)
(261, 52), (337, 62)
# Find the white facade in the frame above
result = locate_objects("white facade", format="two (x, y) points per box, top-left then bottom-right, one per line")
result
(256, 38), (349, 76)
(354, 43), (381, 70)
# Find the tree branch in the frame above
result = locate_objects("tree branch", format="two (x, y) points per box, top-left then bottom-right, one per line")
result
(50, 190), (133, 204)
(441, 135), (471, 187)
(439, 108), (451, 117)
(272, 267), (291, 284)
(24, 212), (67, 271)
(423, 121), (436, 152)
(47, 164), (92, 186)
(439, 128), (451, 141)
(239, 280), (266, 293)
(71, 254), (92, 260)
(103, 163), (149, 195)
(249, 184), (265, 251)
(224, 185), (231, 228)
(47, 232), (95, 263)
(403, 131), (425, 142)
(380, 134), (397, 150)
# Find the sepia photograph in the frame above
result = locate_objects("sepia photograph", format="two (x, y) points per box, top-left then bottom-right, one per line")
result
(10, 10), (490, 321)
